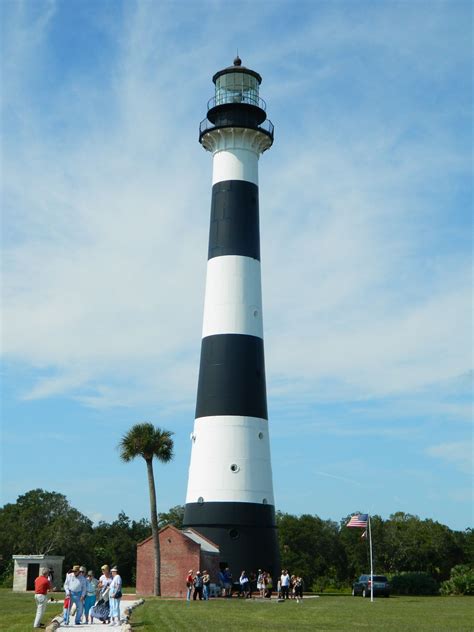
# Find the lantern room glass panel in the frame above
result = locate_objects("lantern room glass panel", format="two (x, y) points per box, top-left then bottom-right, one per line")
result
(215, 73), (260, 106)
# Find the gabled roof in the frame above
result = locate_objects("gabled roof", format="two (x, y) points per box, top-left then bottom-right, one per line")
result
(137, 524), (219, 553)
(181, 528), (219, 553)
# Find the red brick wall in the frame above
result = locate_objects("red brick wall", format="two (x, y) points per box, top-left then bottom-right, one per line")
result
(136, 536), (154, 596)
(136, 527), (205, 598)
(160, 528), (201, 598)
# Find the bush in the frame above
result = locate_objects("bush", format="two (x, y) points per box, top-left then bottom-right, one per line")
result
(0, 561), (13, 588)
(440, 565), (474, 595)
(390, 572), (439, 595)
(311, 576), (347, 593)
(0, 572), (13, 588)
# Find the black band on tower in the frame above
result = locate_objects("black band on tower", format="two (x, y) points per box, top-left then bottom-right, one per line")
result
(184, 501), (276, 527)
(183, 501), (280, 582)
(208, 180), (260, 261)
(195, 333), (268, 420)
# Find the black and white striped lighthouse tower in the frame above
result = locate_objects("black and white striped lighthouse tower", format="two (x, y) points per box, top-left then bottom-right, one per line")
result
(183, 57), (280, 579)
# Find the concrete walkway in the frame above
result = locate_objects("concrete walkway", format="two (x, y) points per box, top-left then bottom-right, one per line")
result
(56, 598), (142, 630)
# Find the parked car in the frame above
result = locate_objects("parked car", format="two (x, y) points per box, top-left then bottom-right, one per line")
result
(352, 574), (390, 597)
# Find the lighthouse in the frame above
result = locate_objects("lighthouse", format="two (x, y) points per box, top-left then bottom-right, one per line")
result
(183, 57), (280, 580)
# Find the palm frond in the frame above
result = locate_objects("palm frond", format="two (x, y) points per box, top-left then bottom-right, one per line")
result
(118, 422), (174, 464)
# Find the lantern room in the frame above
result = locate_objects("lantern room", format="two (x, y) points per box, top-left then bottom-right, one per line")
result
(213, 56), (261, 107)
(200, 57), (273, 147)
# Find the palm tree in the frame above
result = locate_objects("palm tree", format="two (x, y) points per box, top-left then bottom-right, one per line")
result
(118, 422), (174, 596)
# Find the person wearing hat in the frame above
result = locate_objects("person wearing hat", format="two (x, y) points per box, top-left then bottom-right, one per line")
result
(33, 567), (52, 628)
(193, 571), (203, 601)
(64, 565), (86, 625)
(78, 566), (89, 620)
(79, 566), (88, 589)
(84, 570), (99, 623)
(109, 566), (122, 626)
(202, 570), (210, 600)
(89, 566), (112, 624)
(90, 565), (113, 623)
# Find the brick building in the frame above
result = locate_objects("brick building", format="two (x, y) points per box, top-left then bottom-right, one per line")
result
(136, 525), (220, 597)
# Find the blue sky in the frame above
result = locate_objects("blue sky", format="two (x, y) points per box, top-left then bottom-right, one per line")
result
(1, 0), (472, 532)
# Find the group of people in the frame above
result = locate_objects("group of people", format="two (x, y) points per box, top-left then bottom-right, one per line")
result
(218, 567), (255, 598)
(254, 569), (304, 600)
(276, 569), (304, 600)
(64, 563), (123, 626)
(186, 569), (211, 600)
(33, 563), (122, 628)
(184, 567), (304, 601)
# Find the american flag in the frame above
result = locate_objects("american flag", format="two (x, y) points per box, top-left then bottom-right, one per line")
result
(347, 513), (368, 528)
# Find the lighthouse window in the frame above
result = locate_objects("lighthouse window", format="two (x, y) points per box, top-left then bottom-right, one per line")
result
(262, 498), (268, 504)
(229, 529), (240, 540)
(197, 496), (204, 504)
(230, 463), (240, 473)
(258, 432), (264, 440)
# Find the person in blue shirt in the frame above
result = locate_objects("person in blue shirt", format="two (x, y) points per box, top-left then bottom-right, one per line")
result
(84, 570), (99, 623)
(223, 568), (233, 598)
(193, 571), (203, 600)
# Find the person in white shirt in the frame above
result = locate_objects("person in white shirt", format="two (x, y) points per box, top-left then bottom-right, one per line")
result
(89, 564), (112, 624)
(64, 565), (86, 625)
(98, 564), (113, 591)
(257, 570), (265, 597)
(280, 570), (290, 599)
(109, 566), (123, 626)
(239, 570), (250, 598)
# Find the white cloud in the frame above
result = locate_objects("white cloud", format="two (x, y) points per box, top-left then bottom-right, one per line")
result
(426, 441), (473, 475)
(1, 1), (471, 415)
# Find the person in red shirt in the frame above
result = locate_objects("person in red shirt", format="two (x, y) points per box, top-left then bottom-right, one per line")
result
(186, 570), (194, 601)
(33, 567), (52, 628)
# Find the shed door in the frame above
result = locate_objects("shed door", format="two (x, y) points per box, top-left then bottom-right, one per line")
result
(27, 563), (40, 590)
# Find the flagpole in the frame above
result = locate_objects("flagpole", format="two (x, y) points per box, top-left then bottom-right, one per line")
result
(368, 515), (374, 603)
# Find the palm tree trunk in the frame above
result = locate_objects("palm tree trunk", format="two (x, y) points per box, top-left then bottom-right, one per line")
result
(146, 457), (161, 596)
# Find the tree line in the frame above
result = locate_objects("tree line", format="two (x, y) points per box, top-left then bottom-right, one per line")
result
(276, 511), (472, 592)
(0, 489), (471, 592)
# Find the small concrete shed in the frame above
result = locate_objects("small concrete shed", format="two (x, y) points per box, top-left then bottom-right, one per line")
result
(12, 554), (64, 591)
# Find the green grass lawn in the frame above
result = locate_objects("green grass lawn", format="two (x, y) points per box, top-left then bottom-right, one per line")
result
(0, 590), (472, 631)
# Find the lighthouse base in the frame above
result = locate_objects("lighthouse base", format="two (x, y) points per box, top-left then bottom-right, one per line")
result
(183, 501), (280, 583)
